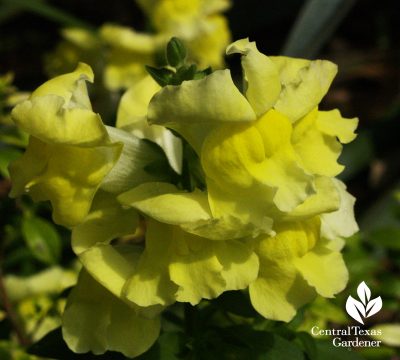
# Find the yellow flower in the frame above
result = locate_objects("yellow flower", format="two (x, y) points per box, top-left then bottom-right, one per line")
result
(249, 218), (348, 322)
(9, 63), (122, 227)
(72, 189), (258, 308)
(63, 269), (161, 358)
(8, 64), (166, 227)
(100, 24), (160, 90)
(148, 38), (358, 237)
(47, 0), (231, 90)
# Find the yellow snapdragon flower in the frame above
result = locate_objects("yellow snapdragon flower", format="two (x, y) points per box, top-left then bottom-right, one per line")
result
(9, 64), (165, 227)
(147, 38), (358, 238)
(9, 64), (122, 227)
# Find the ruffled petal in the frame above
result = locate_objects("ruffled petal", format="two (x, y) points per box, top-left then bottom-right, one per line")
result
(63, 270), (160, 358)
(271, 56), (337, 122)
(72, 191), (138, 254)
(202, 109), (314, 232)
(316, 109), (358, 144)
(320, 179), (359, 240)
(9, 64), (124, 227)
(32, 62), (93, 108)
(293, 238), (348, 297)
(168, 232), (226, 305)
(292, 109), (344, 177)
(226, 38), (281, 117)
(11, 63), (108, 146)
(148, 70), (256, 152)
(124, 220), (179, 307)
(285, 176), (340, 220)
(9, 138), (122, 227)
(249, 220), (320, 322)
(213, 240), (259, 290)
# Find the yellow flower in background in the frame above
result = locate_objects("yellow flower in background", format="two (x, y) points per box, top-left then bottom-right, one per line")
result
(100, 25), (160, 90)
(136, 0), (231, 68)
(45, 28), (102, 79)
(46, 0), (231, 90)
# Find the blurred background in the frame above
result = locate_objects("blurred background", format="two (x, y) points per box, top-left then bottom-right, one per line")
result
(0, 0), (399, 359)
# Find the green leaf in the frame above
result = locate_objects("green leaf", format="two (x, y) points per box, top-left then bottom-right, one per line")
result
(145, 66), (174, 87)
(315, 340), (365, 360)
(214, 291), (259, 318)
(0, 146), (21, 178)
(2, 0), (93, 29)
(137, 332), (186, 360)
(172, 64), (197, 85)
(197, 326), (305, 360)
(194, 67), (212, 80)
(28, 328), (127, 360)
(367, 227), (400, 250)
(295, 332), (318, 360)
(282, 0), (356, 58)
(21, 217), (62, 265)
(166, 37), (187, 68)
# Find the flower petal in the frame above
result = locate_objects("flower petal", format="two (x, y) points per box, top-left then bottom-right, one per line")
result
(226, 38), (281, 117)
(32, 62), (93, 108)
(271, 56), (337, 122)
(124, 220), (179, 307)
(292, 109), (344, 177)
(249, 220), (320, 322)
(148, 70), (256, 152)
(100, 127), (168, 194)
(63, 270), (160, 358)
(72, 191), (138, 255)
(320, 179), (359, 240)
(317, 109), (358, 144)
(119, 182), (254, 240)
(285, 176), (340, 220)
(116, 76), (160, 129)
(293, 238), (348, 297)
(168, 232), (226, 305)
(118, 182), (212, 227)
(9, 138), (122, 227)
(213, 240), (259, 290)
(116, 76), (182, 173)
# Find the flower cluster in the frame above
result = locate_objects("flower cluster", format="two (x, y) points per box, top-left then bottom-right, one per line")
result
(9, 37), (358, 358)
(46, 0), (231, 91)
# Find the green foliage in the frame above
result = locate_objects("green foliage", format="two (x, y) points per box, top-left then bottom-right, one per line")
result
(166, 38), (187, 68)
(146, 38), (213, 87)
(21, 217), (62, 266)
(0, 146), (21, 178)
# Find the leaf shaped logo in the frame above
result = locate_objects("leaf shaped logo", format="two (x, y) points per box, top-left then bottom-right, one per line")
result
(346, 282), (383, 324)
